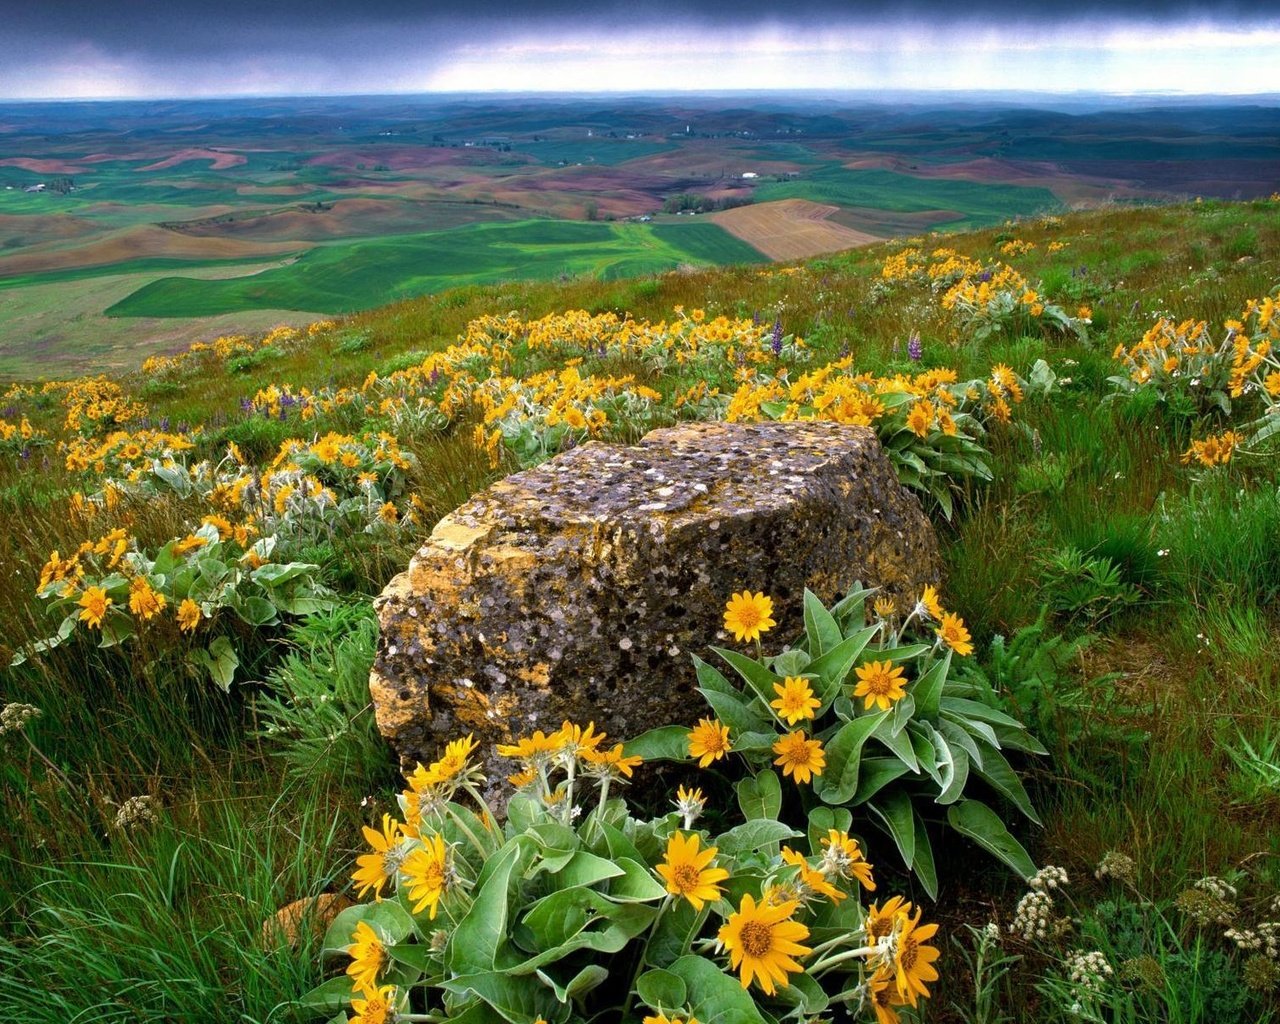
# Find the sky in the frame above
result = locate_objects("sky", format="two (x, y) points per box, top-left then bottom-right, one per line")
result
(2, 1), (1279, 100)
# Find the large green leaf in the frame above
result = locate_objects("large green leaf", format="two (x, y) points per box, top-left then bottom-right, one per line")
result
(850, 757), (912, 805)
(447, 839), (528, 975)
(441, 970), (561, 1024)
(937, 718), (984, 769)
(946, 800), (1037, 880)
(643, 899), (702, 968)
(937, 739), (970, 805)
(299, 975), (357, 1013)
(520, 886), (608, 950)
(941, 696), (1030, 730)
(803, 588), (843, 656)
(806, 805), (852, 854)
(815, 710), (889, 804)
(872, 714), (920, 773)
(970, 737), (1042, 824)
(712, 646), (783, 708)
(692, 654), (736, 696)
(990, 722), (1050, 756)
(868, 789), (915, 868)
(700, 687), (769, 735)
(736, 770), (782, 821)
(771, 970), (830, 1017)
(555, 850), (625, 889)
(668, 955), (771, 1024)
(716, 819), (801, 855)
(536, 964), (609, 1004)
(509, 903), (656, 976)
(637, 968), (688, 1014)
(911, 649), (951, 719)
(624, 725), (691, 762)
(321, 898), (416, 956)
(911, 809), (939, 900)
(807, 626), (879, 706)
(609, 858), (667, 902)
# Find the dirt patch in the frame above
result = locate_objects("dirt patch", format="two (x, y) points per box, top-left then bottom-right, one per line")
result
(0, 225), (306, 276)
(0, 157), (85, 174)
(710, 199), (881, 261)
(136, 149), (247, 172)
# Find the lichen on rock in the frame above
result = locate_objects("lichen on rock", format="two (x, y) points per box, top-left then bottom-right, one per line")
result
(371, 420), (941, 778)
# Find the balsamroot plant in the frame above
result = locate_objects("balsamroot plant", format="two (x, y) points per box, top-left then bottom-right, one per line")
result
(308, 721), (941, 1024)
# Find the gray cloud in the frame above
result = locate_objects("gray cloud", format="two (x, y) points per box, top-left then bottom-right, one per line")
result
(4, 1), (1278, 97)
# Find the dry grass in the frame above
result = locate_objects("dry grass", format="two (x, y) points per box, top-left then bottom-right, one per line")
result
(710, 198), (882, 260)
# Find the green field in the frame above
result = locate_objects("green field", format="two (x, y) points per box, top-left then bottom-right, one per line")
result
(755, 166), (1061, 231)
(106, 219), (767, 318)
(530, 139), (676, 166)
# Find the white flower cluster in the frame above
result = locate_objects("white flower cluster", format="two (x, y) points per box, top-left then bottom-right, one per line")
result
(1030, 865), (1070, 893)
(1065, 949), (1114, 994)
(1227, 921), (1280, 959)
(1011, 890), (1057, 941)
(1011, 865), (1073, 941)
(0, 702), (41, 736)
(1094, 850), (1136, 886)
(112, 794), (158, 832)
(1195, 875), (1238, 901)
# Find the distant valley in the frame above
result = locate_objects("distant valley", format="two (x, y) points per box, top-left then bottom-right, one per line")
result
(1, 93), (1277, 377)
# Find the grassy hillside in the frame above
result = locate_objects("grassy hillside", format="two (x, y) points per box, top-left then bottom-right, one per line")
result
(754, 166), (1062, 232)
(104, 219), (766, 318)
(3, 197), (1280, 1023)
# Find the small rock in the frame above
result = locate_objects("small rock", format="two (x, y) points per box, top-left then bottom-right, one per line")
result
(261, 892), (354, 949)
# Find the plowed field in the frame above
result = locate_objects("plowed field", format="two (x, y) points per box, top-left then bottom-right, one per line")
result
(710, 199), (881, 260)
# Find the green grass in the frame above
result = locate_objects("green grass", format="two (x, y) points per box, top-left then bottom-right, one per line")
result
(104, 219), (767, 318)
(754, 165), (1061, 231)
(5, 197), (1280, 1022)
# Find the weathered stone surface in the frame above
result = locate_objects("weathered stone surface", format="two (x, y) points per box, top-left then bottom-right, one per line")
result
(371, 420), (940, 775)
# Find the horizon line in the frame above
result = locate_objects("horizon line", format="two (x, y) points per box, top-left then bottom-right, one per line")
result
(4, 86), (1280, 105)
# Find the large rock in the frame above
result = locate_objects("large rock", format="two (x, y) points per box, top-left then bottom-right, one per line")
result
(371, 421), (940, 774)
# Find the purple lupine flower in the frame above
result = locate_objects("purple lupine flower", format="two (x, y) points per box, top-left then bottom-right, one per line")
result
(771, 317), (783, 356)
(908, 332), (923, 362)
(979, 270), (993, 283)
(752, 310), (761, 326)
(429, 368), (441, 386)
(159, 417), (170, 431)
(240, 397), (253, 413)
(2, 406), (16, 418)
(19, 447), (30, 460)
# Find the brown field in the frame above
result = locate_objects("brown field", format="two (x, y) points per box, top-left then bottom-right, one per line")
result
(0, 212), (99, 247)
(137, 149), (247, 172)
(842, 154), (1154, 206)
(710, 199), (882, 260)
(0, 225), (306, 276)
(0, 157), (84, 174)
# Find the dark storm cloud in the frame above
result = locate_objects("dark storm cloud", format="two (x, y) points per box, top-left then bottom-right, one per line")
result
(4, 0), (1277, 97)
(8, 0), (1280, 46)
